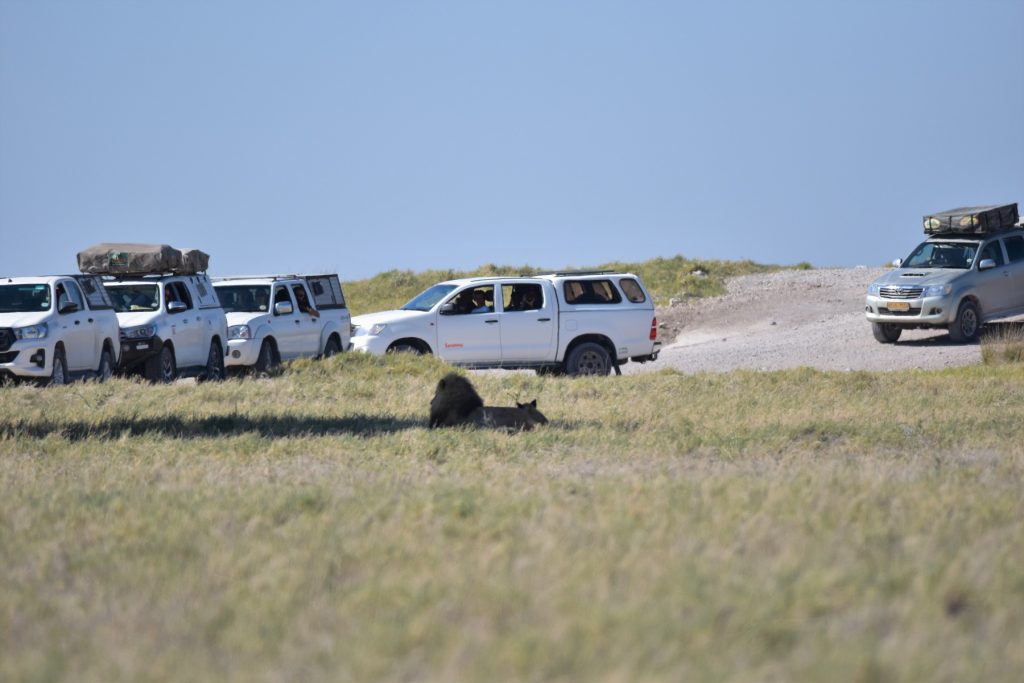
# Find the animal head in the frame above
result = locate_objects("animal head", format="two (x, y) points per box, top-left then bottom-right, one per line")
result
(516, 399), (549, 425)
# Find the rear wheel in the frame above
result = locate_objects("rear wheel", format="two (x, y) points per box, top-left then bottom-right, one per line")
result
(96, 348), (114, 381)
(948, 301), (980, 343)
(871, 322), (902, 344)
(200, 340), (225, 382)
(565, 342), (612, 377)
(322, 336), (341, 358)
(145, 345), (177, 383)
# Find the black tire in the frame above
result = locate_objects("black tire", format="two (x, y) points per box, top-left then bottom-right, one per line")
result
(96, 347), (114, 381)
(254, 339), (278, 374)
(565, 342), (612, 377)
(948, 300), (980, 343)
(322, 335), (341, 358)
(145, 344), (177, 383)
(49, 347), (68, 386)
(871, 322), (902, 344)
(200, 340), (225, 382)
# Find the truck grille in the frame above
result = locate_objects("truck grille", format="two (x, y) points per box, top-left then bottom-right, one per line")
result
(883, 307), (922, 316)
(880, 286), (923, 299)
(0, 329), (12, 352)
(0, 351), (18, 363)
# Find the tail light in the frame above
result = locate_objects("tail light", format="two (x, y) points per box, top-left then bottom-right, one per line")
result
(649, 317), (657, 340)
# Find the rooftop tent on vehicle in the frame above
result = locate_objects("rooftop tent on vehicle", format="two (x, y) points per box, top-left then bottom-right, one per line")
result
(923, 203), (1019, 235)
(77, 244), (211, 275)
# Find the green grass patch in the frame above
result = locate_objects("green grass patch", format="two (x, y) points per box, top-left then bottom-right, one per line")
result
(2, 357), (1022, 681)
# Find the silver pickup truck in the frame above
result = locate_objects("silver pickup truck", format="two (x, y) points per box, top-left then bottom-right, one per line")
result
(866, 208), (1024, 343)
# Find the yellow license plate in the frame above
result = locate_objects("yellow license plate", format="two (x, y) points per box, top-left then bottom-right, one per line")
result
(887, 301), (911, 312)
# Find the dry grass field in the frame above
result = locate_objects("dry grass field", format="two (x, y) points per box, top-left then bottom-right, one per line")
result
(2, 353), (1023, 682)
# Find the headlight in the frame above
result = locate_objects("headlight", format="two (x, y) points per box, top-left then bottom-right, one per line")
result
(922, 284), (952, 297)
(121, 324), (157, 340)
(355, 323), (387, 336)
(867, 283), (881, 296)
(228, 325), (252, 340)
(14, 323), (48, 340)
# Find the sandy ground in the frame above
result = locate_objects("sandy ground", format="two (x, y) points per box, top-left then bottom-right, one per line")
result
(622, 267), (983, 375)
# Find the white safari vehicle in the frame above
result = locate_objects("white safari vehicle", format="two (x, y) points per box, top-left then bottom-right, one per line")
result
(78, 243), (228, 382)
(212, 274), (351, 372)
(0, 274), (121, 385)
(351, 270), (660, 375)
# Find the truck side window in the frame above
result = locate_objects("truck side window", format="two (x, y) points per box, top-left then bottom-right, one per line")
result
(563, 280), (622, 304)
(1003, 236), (1024, 263)
(618, 278), (646, 303)
(274, 286), (292, 306)
(979, 241), (1005, 267)
(58, 281), (86, 312)
(172, 282), (194, 309)
(503, 284), (543, 311)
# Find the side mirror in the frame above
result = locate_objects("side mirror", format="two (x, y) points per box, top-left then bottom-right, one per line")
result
(167, 301), (187, 314)
(439, 302), (456, 315)
(58, 301), (79, 314)
(274, 301), (294, 315)
(892, 258), (903, 267)
(978, 258), (996, 271)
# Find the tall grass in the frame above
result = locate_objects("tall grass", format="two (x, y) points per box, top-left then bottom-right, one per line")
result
(981, 323), (1024, 365)
(342, 256), (783, 314)
(2, 356), (1022, 681)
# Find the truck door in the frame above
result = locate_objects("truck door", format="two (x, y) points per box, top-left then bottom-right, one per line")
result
(973, 239), (1014, 317)
(496, 282), (556, 363)
(290, 283), (322, 356)
(435, 285), (501, 365)
(165, 281), (204, 366)
(55, 279), (93, 371)
(271, 285), (302, 358)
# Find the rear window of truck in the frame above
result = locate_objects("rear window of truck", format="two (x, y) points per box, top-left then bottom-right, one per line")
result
(563, 279), (622, 305)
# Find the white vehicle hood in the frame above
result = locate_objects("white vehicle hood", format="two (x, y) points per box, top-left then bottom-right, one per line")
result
(225, 311), (270, 327)
(116, 311), (161, 328)
(352, 309), (430, 328)
(0, 312), (50, 328)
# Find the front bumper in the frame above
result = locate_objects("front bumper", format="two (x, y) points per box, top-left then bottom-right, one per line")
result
(225, 338), (261, 367)
(864, 295), (956, 326)
(0, 340), (54, 379)
(119, 336), (162, 370)
(351, 335), (392, 355)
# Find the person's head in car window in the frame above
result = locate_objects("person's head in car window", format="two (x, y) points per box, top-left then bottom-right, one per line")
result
(471, 289), (489, 313)
(521, 289), (540, 310)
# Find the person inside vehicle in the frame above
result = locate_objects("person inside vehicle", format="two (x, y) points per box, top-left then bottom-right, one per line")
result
(471, 289), (490, 313)
(520, 288), (541, 310)
(294, 287), (320, 318)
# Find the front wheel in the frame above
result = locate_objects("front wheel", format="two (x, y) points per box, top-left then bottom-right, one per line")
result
(49, 347), (68, 386)
(871, 322), (902, 344)
(145, 345), (177, 383)
(254, 340), (278, 375)
(565, 342), (612, 377)
(388, 342), (425, 355)
(948, 301), (980, 343)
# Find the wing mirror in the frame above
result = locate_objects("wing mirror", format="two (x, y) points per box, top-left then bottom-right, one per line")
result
(439, 302), (456, 315)
(978, 258), (996, 271)
(274, 301), (294, 315)
(167, 301), (187, 314)
(58, 301), (79, 314)
(892, 258), (903, 267)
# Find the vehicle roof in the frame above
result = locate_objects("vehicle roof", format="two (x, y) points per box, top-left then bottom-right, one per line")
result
(436, 271), (641, 287)
(101, 273), (210, 284)
(212, 276), (305, 285)
(926, 228), (1024, 242)
(2, 275), (93, 284)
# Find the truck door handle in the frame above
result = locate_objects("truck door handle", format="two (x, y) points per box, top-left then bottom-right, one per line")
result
(537, 318), (551, 322)
(88, 318), (94, 323)
(295, 320), (301, 325)
(484, 319), (498, 324)
(74, 320), (80, 325)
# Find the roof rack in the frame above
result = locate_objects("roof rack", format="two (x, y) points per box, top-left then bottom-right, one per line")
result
(212, 274), (338, 282)
(535, 269), (618, 277)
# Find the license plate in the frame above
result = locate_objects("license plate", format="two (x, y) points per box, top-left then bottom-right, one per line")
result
(887, 301), (910, 312)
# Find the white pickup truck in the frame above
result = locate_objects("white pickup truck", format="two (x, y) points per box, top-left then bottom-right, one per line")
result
(0, 274), (121, 385)
(212, 274), (351, 372)
(351, 271), (660, 375)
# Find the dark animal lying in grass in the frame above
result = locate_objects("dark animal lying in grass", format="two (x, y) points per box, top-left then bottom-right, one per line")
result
(429, 373), (548, 430)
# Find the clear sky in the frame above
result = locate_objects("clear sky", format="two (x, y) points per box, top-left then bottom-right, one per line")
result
(2, 0), (1022, 280)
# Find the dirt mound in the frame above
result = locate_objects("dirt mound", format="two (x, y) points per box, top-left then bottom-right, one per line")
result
(626, 268), (981, 374)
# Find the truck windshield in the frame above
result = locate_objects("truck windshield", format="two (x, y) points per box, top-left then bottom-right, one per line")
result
(402, 284), (457, 312)
(215, 285), (272, 313)
(903, 241), (978, 269)
(106, 284), (160, 312)
(0, 284), (51, 313)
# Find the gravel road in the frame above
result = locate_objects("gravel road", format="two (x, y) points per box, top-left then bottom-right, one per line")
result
(623, 267), (983, 375)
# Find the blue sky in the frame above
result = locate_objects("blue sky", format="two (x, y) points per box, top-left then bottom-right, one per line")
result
(2, 0), (1022, 280)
